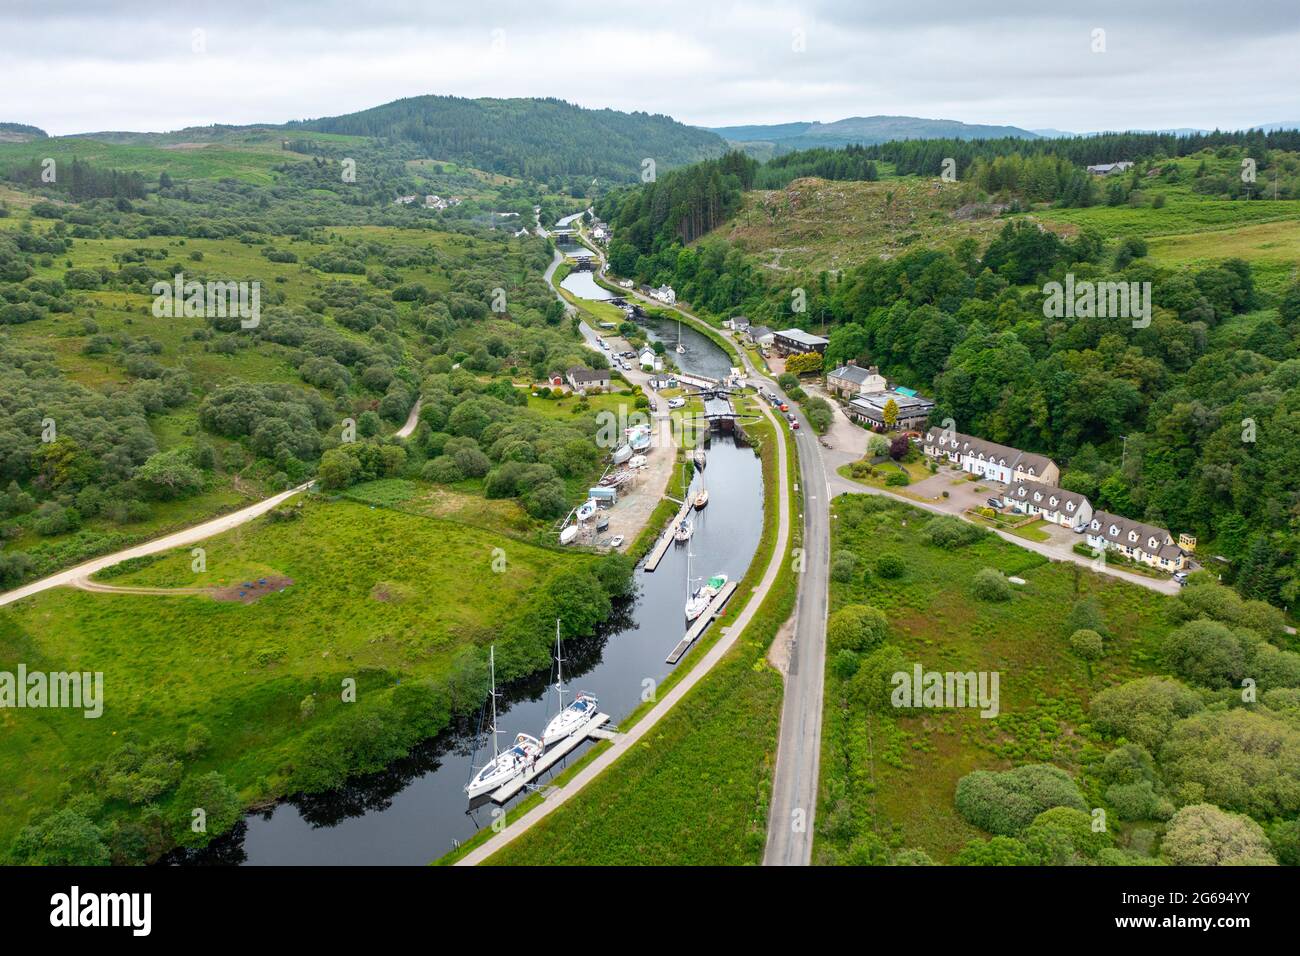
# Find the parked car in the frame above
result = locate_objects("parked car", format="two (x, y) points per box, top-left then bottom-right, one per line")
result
(986, 498), (1002, 509)
(791, 420), (800, 430)
(785, 412), (796, 423)
(779, 403), (789, 412)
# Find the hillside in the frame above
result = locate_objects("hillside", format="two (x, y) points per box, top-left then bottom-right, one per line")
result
(294, 95), (727, 183)
(709, 176), (1018, 273)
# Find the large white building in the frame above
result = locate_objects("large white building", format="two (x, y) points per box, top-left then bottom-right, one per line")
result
(922, 428), (1060, 485)
(1002, 479), (1093, 530)
(1085, 511), (1191, 571)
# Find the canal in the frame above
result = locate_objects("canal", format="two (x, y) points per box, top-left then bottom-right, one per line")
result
(182, 294), (765, 866)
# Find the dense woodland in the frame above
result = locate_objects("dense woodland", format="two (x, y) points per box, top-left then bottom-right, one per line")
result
(294, 94), (726, 187)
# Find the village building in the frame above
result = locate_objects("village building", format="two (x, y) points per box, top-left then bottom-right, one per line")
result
(826, 362), (887, 399)
(772, 328), (830, 356)
(1086, 162), (1135, 176)
(1085, 511), (1191, 571)
(1002, 479), (1093, 530)
(651, 285), (676, 304)
(922, 429), (1060, 485)
(566, 366), (610, 392)
(726, 316), (751, 334)
(746, 325), (775, 349)
(846, 389), (935, 431)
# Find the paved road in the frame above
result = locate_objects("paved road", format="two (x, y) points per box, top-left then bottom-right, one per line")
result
(759, 375), (830, 866)
(0, 481), (315, 608)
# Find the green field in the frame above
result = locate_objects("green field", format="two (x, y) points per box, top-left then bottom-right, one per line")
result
(0, 496), (601, 858)
(817, 493), (1177, 864)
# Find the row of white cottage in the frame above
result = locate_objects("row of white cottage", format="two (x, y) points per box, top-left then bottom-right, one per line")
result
(922, 427), (1191, 572)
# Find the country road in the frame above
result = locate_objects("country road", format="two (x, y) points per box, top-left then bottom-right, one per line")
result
(394, 396), (422, 439)
(0, 481), (314, 608)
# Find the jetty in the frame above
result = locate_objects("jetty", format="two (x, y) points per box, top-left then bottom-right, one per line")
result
(644, 498), (692, 572)
(489, 712), (612, 803)
(665, 580), (739, 664)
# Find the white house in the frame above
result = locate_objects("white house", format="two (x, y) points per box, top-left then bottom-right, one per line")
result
(1003, 479), (1093, 529)
(1085, 511), (1190, 571)
(639, 347), (661, 371)
(652, 285), (676, 304)
(922, 429), (1060, 485)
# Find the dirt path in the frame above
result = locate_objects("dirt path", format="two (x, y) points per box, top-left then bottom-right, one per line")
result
(0, 481), (314, 608)
(394, 397), (422, 439)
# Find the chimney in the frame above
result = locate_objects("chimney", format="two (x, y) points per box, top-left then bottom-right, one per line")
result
(847, 359), (857, 366)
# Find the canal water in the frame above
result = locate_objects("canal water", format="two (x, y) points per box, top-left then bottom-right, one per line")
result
(560, 270), (612, 300)
(181, 308), (764, 865)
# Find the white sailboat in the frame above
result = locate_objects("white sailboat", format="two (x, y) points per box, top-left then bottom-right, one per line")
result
(693, 466), (709, 510)
(686, 572), (728, 622)
(675, 317), (686, 354)
(575, 498), (598, 522)
(674, 518), (693, 543)
(541, 619), (599, 747)
(465, 646), (542, 799)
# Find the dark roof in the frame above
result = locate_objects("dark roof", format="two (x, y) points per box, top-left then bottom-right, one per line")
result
(1006, 479), (1090, 515)
(567, 366), (609, 383)
(1087, 510), (1183, 558)
(829, 365), (878, 386)
(923, 428), (1055, 476)
(774, 328), (830, 347)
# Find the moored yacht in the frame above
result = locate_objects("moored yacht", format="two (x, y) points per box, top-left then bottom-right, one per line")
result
(465, 646), (542, 799)
(541, 620), (600, 747)
(685, 573), (728, 622)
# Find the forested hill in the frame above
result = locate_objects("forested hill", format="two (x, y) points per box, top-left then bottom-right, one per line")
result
(293, 95), (727, 183)
(0, 122), (47, 141)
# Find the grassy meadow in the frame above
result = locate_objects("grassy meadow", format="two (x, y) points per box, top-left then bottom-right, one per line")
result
(0, 496), (595, 852)
(817, 493), (1177, 864)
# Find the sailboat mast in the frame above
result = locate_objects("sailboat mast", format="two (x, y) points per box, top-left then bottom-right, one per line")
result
(489, 645), (500, 760)
(554, 618), (566, 713)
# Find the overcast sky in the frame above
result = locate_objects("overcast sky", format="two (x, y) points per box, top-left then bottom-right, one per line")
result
(3, 0), (1297, 136)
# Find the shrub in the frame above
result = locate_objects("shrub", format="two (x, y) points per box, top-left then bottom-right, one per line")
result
(830, 549), (857, 583)
(971, 567), (1011, 602)
(1069, 628), (1104, 661)
(884, 471), (909, 487)
(827, 604), (889, 654)
(1160, 804), (1276, 866)
(954, 764), (1087, 836)
(875, 553), (905, 578)
(922, 516), (986, 549)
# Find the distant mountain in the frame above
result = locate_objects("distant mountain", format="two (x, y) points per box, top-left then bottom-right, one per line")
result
(292, 95), (727, 183)
(1252, 122), (1300, 133)
(0, 122), (47, 143)
(709, 115), (1040, 150)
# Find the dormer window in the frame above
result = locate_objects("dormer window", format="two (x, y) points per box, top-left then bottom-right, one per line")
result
(1109, 525), (1119, 536)
(1128, 531), (1138, 542)
(1149, 537), (1158, 550)
(1066, 502), (1074, 511)
(1033, 492), (1042, 502)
